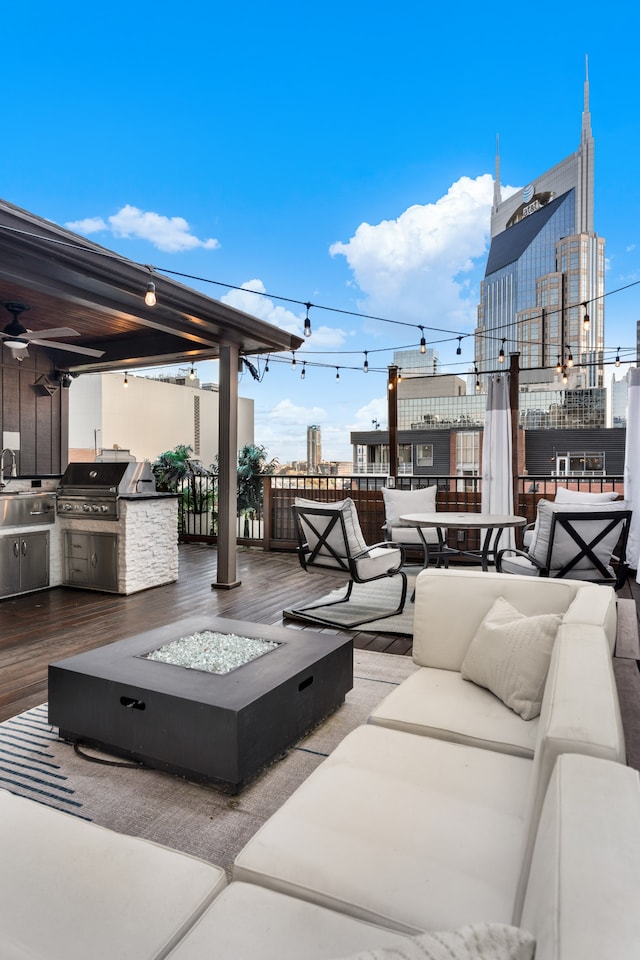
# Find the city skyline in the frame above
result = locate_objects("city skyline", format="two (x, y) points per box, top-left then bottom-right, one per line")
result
(2, 3), (639, 464)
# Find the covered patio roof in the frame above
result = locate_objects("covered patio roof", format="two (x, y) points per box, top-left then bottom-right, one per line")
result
(0, 197), (304, 588)
(0, 198), (303, 372)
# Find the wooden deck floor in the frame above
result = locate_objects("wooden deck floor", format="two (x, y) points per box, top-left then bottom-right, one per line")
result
(1, 544), (639, 742)
(0, 544), (413, 723)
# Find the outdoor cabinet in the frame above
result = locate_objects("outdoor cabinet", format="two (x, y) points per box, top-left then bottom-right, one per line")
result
(0, 531), (50, 598)
(64, 531), (119, 593)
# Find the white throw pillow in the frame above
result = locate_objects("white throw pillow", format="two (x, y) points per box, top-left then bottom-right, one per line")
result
(294, 497), (368, 557)
(460, 597), (561, 720)
(554, 486), (619, 503)
(329, 922), (535, 960)
(381, 485), (437, 528)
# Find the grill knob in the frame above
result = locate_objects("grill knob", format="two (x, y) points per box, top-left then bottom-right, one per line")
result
(83, 503), (91, 512)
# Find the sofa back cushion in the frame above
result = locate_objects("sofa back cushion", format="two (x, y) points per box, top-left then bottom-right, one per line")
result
(553, 486), (619, 503)
(519, 754), (640, 959)
(412, 569), (582, 670)
(513, 623), (626, 920)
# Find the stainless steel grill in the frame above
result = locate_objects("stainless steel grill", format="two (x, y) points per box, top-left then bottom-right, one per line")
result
(56, 461), (157, 520)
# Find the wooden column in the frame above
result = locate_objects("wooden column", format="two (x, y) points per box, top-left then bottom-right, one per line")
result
(212, 343), (241, 590)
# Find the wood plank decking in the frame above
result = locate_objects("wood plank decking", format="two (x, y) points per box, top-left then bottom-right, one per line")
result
(1, 544), (639, 766)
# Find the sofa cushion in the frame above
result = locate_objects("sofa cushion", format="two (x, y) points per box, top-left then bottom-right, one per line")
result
(460, 597), (561, 720)
(411, 569), (583, 671)
(234, 723), (532, 934)
(381, 485), (437, 528)
(294, 497), (368, 558)
(329, 923), (535, 960)
(368, 666), (539, 758)
(0, 788), (227, 960)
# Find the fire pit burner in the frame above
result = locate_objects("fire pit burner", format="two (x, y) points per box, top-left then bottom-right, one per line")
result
(142, 631), (280, 675)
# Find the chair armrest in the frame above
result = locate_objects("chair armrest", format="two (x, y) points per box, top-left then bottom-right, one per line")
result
(495, 546), (545, 573)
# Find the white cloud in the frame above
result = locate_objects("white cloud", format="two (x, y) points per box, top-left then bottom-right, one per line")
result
(65, 204), (220, 253)
(65, 216), (108, 234)
(222, 280), (347, 348)
(330, 174), (510, 331)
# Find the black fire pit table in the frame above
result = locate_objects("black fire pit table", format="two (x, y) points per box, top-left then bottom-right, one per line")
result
(48, 616), (353, 793)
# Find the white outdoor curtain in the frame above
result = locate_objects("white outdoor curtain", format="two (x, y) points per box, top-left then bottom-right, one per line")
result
(623, 366), (640, 579)
(481, 373), (515, 552)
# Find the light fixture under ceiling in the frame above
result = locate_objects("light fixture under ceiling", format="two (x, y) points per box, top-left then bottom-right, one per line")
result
(1, 302), (105, 357)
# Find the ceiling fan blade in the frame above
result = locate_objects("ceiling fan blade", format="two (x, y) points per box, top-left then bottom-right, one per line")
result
(25, 327), (81, 340)
(29, 338), (105, 358)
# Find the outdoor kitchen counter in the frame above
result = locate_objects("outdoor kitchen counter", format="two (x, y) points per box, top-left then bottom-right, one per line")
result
(55, 496), (179, 595)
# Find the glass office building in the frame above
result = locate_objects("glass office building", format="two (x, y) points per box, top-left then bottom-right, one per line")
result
(476, 64), (605, 390)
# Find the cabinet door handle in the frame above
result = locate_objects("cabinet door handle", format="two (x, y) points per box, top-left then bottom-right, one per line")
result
(13, 540), (19, 558)
(91, 553), (98, 568)
(22, 540), (27, 556)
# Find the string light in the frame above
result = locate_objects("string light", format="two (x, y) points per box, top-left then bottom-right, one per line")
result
(144, 281), (156, 307)
(418, 326), (426, 354)
(300, 362), (306, 380)
(123, 373), (129, 388)
(397, 368), (402, 382)
(474, 364), (480, 392)
(291, 352), (297, 369)
(562, 367), (569, 384)
(566, 347), (573, 368)
(363, 351), (369, 373)
(582, 302), (590, 328)
(456, 337), (462, 356)
(189, 365), (195, 380)
(498, 339), (506, 363)
(615, 348), (621, 367)
(335, 367), (340, 382)
(304, 302), (312, 338)
(556, 356), (563, 374)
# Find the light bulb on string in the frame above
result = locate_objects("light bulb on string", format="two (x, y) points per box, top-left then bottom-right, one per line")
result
(189, 365), (195, 380)
(556, 356), (563, 374)
(582, 302), (590, 328)
(363, 351), (369, 373)
(335, 367), (340, 382)
(123, 373), (129, 388)
(291, 352), (296, 369)
(397, 368), (402, 382)
(566, 347), (573, 368)
(562, 367), (568, 384)
(456, 337), (462, 356)
(498, 339), (506, 363)
(615, 348), (621, 367)
(300, 362), (306, 380)
(418, 326), (426, 354)
(144, 281), (156, 307)
(304, 302), (312, 338)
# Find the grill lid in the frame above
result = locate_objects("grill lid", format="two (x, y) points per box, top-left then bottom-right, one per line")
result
(58, 462), (156, 495)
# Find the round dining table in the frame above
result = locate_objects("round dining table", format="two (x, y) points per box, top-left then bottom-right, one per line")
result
(399, 511), (527, 572)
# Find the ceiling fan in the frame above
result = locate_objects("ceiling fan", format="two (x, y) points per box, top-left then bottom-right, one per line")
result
(1, 302), (105, 358)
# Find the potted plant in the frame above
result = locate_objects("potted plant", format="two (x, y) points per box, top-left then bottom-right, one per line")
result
(152, 444), (216, 534)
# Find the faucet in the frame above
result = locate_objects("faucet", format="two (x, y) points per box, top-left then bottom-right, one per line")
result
(0, 449), (17, 489)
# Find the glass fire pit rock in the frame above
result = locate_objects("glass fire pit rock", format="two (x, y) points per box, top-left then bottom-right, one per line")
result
(143, 631), (280, 675)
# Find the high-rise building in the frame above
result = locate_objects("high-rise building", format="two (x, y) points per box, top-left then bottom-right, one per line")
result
(476, 60), (604, 390)
(307, 424), (322, 471)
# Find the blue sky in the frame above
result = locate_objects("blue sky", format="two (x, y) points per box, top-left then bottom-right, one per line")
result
(2, 2), (640, 463)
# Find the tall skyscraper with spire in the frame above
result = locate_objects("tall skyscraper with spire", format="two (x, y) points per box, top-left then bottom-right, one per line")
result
(476, 59), (604, 390)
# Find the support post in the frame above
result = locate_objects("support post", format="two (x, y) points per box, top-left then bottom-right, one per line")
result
(509, 352), (520, 516)
(387, 365), (398, 484)
(213, 343), (241, 589)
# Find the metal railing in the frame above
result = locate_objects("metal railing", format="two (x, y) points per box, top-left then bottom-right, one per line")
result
(178, 473), (626, 552)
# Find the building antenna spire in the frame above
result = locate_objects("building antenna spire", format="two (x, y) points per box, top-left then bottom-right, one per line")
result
(493, 133), (502, 212)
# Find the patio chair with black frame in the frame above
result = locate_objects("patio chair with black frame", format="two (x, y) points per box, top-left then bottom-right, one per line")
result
(289, 498), (408, 628)
(495, 499), (632, 589)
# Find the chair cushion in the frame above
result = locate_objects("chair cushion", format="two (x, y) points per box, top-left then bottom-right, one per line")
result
(528, 499), (628, 573)
(294, 497), (368, 557)
(461, 597), (561, 720)
(554, 486), (619, 503)
(327, 923), (535, 960)
(381, 485), (437, 528)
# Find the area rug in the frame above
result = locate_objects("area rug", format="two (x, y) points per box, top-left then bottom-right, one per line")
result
(284, 572), (416, 634)
(0, 649), (417, 874)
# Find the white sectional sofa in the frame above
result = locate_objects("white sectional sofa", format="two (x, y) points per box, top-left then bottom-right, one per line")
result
(2, 568), (639, 959)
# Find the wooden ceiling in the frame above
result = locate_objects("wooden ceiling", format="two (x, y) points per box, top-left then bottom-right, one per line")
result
(0, 199), (303, 373)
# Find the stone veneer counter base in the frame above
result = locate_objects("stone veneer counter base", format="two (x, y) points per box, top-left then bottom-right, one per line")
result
(48, 616), (353, 793)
